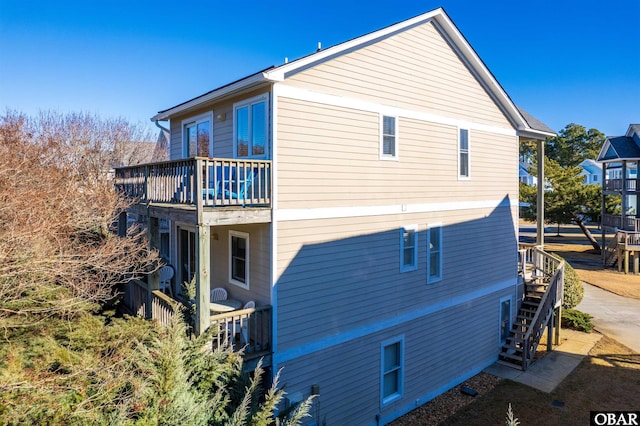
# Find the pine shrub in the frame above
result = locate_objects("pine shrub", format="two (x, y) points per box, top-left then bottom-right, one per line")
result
(561, 309), (594, 333)
(550, 253), (584, 309)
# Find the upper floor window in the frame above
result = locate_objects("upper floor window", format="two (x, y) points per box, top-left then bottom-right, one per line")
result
(229, 230), (249, 289)
(182, 113), (212, 158)
(235, 95), (268, 158)
(459, 128), (470, 178)
(427, 224), (442, 284)
(380, 115), (397, 159)
(380, 336), (404, 406)
(400, 225), (418, 272)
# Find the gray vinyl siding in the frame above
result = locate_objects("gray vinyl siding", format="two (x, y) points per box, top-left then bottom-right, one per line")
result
(275, 205), (517, 351)
(277, 289), (511, 425)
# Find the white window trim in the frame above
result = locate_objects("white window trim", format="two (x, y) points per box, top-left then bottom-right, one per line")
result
(499, 295), (512, 345)
(379, 114), (399, 160)
(181, 112), (213, 158)
(233, 93), (270, 160)
(400, 225), (418, 272)
(229, 230), (250, 289)
(426, 223), (443, 284)
(458, 128), (470, 180)
(380, 335), (404, 407)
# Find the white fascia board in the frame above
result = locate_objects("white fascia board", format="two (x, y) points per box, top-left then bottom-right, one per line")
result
(430, 14), (534, 135)
(596, 139), (619, 163)
(516, 129), (556, 140)
(150, 73), (269, 121)
(266, 8), (544, 138)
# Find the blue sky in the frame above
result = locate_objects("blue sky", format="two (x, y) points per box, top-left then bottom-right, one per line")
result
(1, 0), (638, 137)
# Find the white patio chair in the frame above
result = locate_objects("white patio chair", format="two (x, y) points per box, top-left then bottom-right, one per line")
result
(210, 287), (228, 302)
(158, 265), (174, 297)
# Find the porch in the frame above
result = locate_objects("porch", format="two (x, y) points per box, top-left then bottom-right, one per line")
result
(122, 279), (272, 370)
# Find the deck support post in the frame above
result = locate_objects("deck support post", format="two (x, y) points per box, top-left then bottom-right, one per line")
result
(554, 306), (561, 346)
(547, 313), (553, 352)
(536, 139), (545, 247)
(601, 163), (607, 265)
(146, 216), (160, 319)
(194, 224), (211, 335)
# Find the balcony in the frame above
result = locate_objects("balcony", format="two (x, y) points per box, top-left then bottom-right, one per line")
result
(115, 157), (272, 208)
(604, 178), (640, 192)
(602, 214), (640, 232)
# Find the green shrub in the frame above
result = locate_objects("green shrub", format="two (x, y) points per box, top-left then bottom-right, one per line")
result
(550, 253), (584, 309)
(561, 308), (594, 333)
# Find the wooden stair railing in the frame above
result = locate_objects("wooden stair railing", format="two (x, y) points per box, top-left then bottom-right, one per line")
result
(604, 233), (621, 267)
(499, 249), (564, 370)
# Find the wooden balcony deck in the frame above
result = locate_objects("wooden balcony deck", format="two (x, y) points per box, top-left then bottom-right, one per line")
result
(115, 157), (272, 209)
(122, 279), (272, 370)
(602, 213), (640, 232)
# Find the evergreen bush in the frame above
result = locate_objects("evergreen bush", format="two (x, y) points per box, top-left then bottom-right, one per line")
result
(550, 253), (584, 309)
(561, 309), (594, 333)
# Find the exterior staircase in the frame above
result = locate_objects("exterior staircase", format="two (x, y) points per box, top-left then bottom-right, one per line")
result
(502, 247), (565, 370)
(604, 234), (620, 267)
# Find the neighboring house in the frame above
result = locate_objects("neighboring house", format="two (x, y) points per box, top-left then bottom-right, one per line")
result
(519, 161), (537, 186)
(596, 124), (640, 273)
(597, 124), (640, 228)
(579, 159), (602, 185)
(151, 127), (170, 162)
(115, 8), (555, 424)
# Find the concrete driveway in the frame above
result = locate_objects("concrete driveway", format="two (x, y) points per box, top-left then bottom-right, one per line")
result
(576, 282), (640, 353)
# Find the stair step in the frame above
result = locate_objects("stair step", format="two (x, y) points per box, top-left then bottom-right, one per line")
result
(517, 314), (535, 320)
(499, 352), (524, 362)
(501, 343), (523, 353)
(519, 307), (538, 314)
(496, 359), (524, 370)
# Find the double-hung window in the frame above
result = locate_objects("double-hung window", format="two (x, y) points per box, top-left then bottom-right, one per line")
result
(400, 225), (418, 272)
(235, 95), (268, 158)
(427, 224), (442, 284)
(229, 231), (249, 289)
(459, 128), (470, 178)
(380, 336), (404, 406)
(380, 115), (397, 159)
(183, 113), (212, 158)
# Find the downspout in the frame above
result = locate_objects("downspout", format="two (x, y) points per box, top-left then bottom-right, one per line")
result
(154, 120), (169, 133)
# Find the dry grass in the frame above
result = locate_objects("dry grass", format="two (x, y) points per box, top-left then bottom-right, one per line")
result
(540, 226), (640, 300)
(441, 336), (640, 425)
